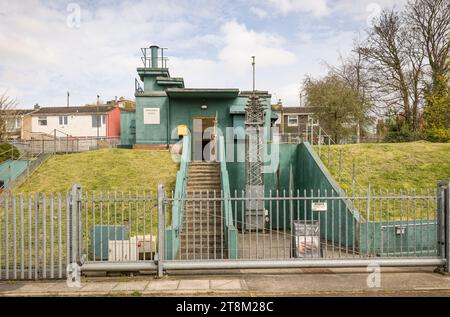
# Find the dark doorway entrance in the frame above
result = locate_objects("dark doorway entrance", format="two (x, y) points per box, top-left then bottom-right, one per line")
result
(193, 117), (215, 161)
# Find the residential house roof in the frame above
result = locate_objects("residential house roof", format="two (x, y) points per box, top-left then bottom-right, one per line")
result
(2, 109), (35, 116)
(29, 105), (117, 116)
(281, 106), (315, 115)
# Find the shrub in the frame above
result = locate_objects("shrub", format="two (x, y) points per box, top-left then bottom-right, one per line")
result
(424, 128), (450, 143)
(383, 129), (423, 143)
(0, 143), (20, 163)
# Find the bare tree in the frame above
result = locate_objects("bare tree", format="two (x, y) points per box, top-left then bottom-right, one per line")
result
(359, 9), (425, 131)
(326, 39), (375, 141)
(407, 0), (450, 90)
(0, 93), (19, 142)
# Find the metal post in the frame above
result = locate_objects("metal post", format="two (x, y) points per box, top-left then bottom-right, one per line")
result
(69, 184), (82, 265)
(157, 184), (165, 278)
(352, 161), (356, 196)
(305, 119), (308, 143)
(318, 126), (322, 156)
(327, 138), (331, 165)
(438, 180), (450, 273)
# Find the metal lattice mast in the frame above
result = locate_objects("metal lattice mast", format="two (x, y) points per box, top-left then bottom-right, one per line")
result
(245, 94), (264, 187)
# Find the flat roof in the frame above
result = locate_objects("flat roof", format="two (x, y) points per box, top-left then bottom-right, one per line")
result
(166, 88), (239, 99)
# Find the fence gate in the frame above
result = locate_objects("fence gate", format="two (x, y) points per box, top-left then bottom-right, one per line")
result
(0, 182), (449, 280)
(160, 182), (449, 274)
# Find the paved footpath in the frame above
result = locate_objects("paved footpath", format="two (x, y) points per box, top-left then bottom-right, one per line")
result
(1, 267), (450, 296)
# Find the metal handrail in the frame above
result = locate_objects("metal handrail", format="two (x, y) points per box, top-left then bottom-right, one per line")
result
(218, 135), (239, 259)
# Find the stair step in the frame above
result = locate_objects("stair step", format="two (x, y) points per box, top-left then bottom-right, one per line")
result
(180, 231), (223, 236)
(178, 254), (226, 260)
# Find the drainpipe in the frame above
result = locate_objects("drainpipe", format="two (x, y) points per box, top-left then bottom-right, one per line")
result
(167, 98), (170, 149)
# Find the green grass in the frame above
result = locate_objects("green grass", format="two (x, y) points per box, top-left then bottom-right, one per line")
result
(16, 149), (179, 194)
(316, 141), (450, 193)
(0, 149), (178, 267)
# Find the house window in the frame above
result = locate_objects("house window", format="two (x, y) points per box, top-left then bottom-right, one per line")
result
(92, 114), (107, 128)
(38, 116), (47, 126)
(92, 115), (100, 128)
(59, 116), (68, 125)
(287, 115), (298, 127)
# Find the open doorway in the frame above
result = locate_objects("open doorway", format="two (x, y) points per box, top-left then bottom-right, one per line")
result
(193, 117), (216, 161)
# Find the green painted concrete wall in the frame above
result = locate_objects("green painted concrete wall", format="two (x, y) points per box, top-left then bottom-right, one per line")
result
(359, 220), (438, 256)
(296, 142), (360, 248)
(136, 96), (169, 144)
(120, 111), (136, 146)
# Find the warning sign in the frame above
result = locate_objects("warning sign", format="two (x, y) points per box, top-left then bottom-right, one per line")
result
(311, 202), (327, 212)
(143, 108), (160, 125)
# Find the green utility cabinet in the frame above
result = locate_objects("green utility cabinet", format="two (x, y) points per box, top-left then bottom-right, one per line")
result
(90, 225), (129, 261)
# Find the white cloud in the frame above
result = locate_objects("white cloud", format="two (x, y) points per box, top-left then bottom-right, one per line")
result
(170, 21), (297, 91)
(267, 0), (330, 17)
(250, 6), (268, 19)
(330, 0), (409, 21)
(219, 21), (297, 69)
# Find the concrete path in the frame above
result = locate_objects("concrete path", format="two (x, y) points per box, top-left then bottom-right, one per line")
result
(1, 267), (450, 296)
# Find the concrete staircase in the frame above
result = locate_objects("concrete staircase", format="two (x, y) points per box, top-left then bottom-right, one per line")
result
(179, 161), (225, 260)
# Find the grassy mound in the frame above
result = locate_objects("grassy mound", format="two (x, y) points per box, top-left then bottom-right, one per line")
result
(16, 149), (179, 194)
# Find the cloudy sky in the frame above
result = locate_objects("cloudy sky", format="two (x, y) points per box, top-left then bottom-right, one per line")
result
(0, 0), (407, 109)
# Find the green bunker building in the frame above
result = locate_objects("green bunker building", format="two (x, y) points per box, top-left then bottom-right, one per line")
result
(120, 45), (276, 161)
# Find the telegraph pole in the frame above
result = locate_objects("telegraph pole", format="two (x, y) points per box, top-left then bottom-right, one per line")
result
(96, 95), (100, 139)
(252, 56), (256, 92)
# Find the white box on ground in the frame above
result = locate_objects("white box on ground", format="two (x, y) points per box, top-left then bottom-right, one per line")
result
(108, 235), (156, 261)
(108, 240), (137, 261)
(131, 235), (156, 254)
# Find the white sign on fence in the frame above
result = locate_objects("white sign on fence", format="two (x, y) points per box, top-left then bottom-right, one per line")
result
(143, 108), (160, 125)
(312, 201), (327, 212)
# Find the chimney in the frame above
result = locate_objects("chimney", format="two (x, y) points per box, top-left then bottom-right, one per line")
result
(150, 45), (159, 68)
(34, 103), (40, 110)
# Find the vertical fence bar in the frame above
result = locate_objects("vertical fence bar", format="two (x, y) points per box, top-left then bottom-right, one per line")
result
(107, 192), (110, 262)
(50, 194), (54, 279)
(34, 193), (39, 280)
(207, 190), (210, 260)
(66, 192), (70, 274)
(400, 189), (403, 256)
(42, 194), (47, 279)
(58, 194), (62, 279)
(12, 195), (17, 279)
(438, 180), (450, 272)
(269, 190), (272, 259)
(324, 189), (328, 258)
(5, 195), (9, 280)
(127, 192), (131, 262)
(220, 190), (224, 260)
(85, 192), (88, 264)
(28, 194), (33, 280)
(100, 192), (103, 262)
(157, 184), (165, 278)
(20, 194), (24, 279)
(413, 189), (417, 256)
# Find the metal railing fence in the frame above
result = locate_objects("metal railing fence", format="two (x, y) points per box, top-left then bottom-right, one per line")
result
(11, 137), (120, 155)
(0, 181), (449, 279)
